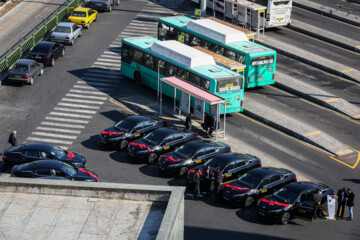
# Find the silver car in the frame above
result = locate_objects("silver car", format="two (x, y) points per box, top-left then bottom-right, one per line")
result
(7, 59), (44, 85)
(50, 22), (82, 45)
(89, 0), (119, 12)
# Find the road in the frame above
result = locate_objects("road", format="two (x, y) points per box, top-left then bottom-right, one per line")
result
(0, 0), (359, 239)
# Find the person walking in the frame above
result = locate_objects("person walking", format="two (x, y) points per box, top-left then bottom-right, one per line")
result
(8, 130), (17, 147)
(207, 116), (216, 138)
(336, 188), (347, 219)
(185, 113), (192, 131)
(313, 188), (322, 219)
(213, 166), (223, 201)
(202, 165), (213, 194)
(193, 168), (202, 198)
(346, 188), (354, 221)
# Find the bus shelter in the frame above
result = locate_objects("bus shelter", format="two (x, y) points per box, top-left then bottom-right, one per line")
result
(159, 76), (227, 139)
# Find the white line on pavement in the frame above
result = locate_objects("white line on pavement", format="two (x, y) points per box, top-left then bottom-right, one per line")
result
(93, 61), (121, 67)
(69, 89), (108, 95)
(64, 94), (107, 101)
(100, 54), (121, 59)
(61, 98), (104, 105)
(36, 127), (82, 134)
(40, 121), (85, 129)
(27, 137), (73, 145)
(31, 132), (77, 139)
(50, 111), (94, 119)
(45, 116), (90, 123)
(77, 81), (117, 87)
(57, 102), (100, 109)
(96, 58), (121, 63)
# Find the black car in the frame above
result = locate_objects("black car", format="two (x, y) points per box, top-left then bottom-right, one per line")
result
(3, 143), (86, 168)
(222, 167), (296, 208)
(127, 128), (197, 164)
(187, 153), (262, 187)
(99, 115), (165, 150)
(7, 59), (44, 85)
(11, 160), (98, 182)
(256, 181), (334, 224)
(158, 140), (231, 177)
(28, 41), (65, 66)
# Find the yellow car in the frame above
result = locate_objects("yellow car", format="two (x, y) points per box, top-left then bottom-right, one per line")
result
(68, 7), (97, 29)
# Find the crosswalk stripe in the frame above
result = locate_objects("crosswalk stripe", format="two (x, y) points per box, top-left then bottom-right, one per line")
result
(124, 28), (155, 34)
(94, 61), (121, 67)
(111, 41), (122, 45)
(73, 85), (112, 91)
(45, 116), (90, 123)
(100, 54), (121, 59)
(131, 20), (159, 25)
(50, 111), (94, 119)
(27, 137), (73, 145)
(109, 44), (121, 48)
(87, 68), (121, 75)
(69, 89), (108, 95)
(59, 146), (69, 150)
(64, 94), (107, 101)
(31, 132), (77, 139)
(97, 58), (121, 63)
(57, 102), (100, 109)
(36, 127), (82, 134)
(143, 9), (174, 14)
(137, 14), (159, 19)
(82, 77), (120, 84)
(91, 65), (120, 70)
(84, 73), (120, 79)
(120, 32), (147, 36)
(54, 106), (98, 114)
(128, 22), (157, 28)
(61, 98), (104, 105)
(77, 81), (117, 87)
(41, 121), (85, 129)
(107, 48), (121, 53)
(103, 50), (121, 55)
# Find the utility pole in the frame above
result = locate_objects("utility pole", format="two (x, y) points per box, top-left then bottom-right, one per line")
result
(201, 0), (207, 17)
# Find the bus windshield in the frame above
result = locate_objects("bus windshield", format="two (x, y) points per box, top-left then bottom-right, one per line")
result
(251, 55), (274, 66)
(216, 78), (241, 92)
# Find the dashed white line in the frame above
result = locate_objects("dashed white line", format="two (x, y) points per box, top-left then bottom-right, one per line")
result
(97, 58), (121, 63)
(93, 61), (121, 67)
(73, 85), (112, 91)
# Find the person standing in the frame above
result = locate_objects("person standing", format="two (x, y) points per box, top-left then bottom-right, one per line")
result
(185, 113), (192, 131)
(203, 112), (212, 133)
(202, 165), (213, 194)
(207, 116), (216, 138)
(193, 168), (202, 198)
(8, 130), (17, 146)
(336, 188), (347, 219)
(313, 188), (322, 219)
(213, 166), (223, 201)
(346, 188), (354, 221)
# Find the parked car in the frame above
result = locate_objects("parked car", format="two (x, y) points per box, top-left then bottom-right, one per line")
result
(127, 128), (197, 164)
(28, 41), (65, 66)
(50, 22), (82, 45)
(187, 153), (261, 187)
(158, 140), (231, 177)
(7, 59), (44, 85)
(89, 0), (119, 12)
(3, 143), (86, 168)
(99, 115), (166, 150)
(222, 167), (296, 208)
(68, 7), (97, 29)
(256, 181), (334, 224)
(11, 160), (98, 182)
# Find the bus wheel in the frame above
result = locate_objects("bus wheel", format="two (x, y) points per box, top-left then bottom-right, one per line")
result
(135, 72), (142, 86)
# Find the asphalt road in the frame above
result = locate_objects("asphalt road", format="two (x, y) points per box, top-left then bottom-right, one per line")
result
(0, 0), (359, 239)
(309, 0), (360, 17)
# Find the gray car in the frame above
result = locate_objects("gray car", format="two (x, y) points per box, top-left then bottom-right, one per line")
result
(89, 0), (119, 12)
(50, 22), (82, 45)
(7, 59), (44, 85)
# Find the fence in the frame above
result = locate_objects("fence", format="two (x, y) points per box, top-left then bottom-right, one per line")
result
(0, 0), (84, 76)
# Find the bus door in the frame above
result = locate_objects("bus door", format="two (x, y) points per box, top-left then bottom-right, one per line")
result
(293, 192), (315, 222)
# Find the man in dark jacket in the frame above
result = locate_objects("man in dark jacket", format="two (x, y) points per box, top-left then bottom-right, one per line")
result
(185, 113), (192, 131)
(346, 188), (354, 220)
(8, 130), (17, 146)
(193, 168), (202, 198)
(202, 165), (213, 193)
(203, 112), (212, 133)
(207, 116), (216, 138)
(213, 167), (223, 201)
(313, 188), (322, 219)
(336, 188), (348, 219)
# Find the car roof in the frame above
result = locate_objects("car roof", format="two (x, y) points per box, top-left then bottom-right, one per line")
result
(16, 160), (64, 170)
(74, 7), (91, 11)
(152, 128), (179, 136)
(21, 143), (54, 151)
(57, 22), (75, 27)
(248, 167), (293, 178)
(182, 140), (216, 150)
(124, 115), (152, 124)
(285, 181), (330, 193)
(34, 41), (55, 48)
(212, 152), (258, 163)
(15, 59), (34, 65)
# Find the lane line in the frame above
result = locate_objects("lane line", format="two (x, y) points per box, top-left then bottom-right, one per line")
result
(49, 112), (94, 119)
(27, 137), (73, 145)
(40, 121), (85, 129)
(341, 68), (355, 73)
(109, 97), (138, 115)
(325, 98), (341, 103)
(336, 149), (354, 156)
(31, 132), (77, 139)
(61, 98), (104, 105)
(64, 94), (107, 101)
(45, 116), (90, 123)
(303, 131), (321, 137)
(36, 127), (82, 134)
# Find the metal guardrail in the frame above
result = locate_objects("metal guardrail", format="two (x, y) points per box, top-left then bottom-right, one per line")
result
(0, 0), (84, 75)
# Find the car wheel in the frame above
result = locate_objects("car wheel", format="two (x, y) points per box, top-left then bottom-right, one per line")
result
(116, 0), (119, 5)
(61, 48), (65, 57)
(39, 68), (44, 76)
(50, 58), (55, 66)
(280, 212), (291, 225)
(119, 140), (128, 151)
(2, 159), (10, 168)
(94, 16), (97, 22)
(79, 31), (82, 37)
(148, 153), (158, 164)
(179, 167), (189, 177)
(70, 39), (74, 45)
(244, 196), (255, 208)
(108, 5), (112, 12)
(87, 22), (90, 29)
(135, 72), (142, 86)
(28, 77), (34, 85)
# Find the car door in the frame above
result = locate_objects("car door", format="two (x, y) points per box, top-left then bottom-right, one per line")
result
(265, 174), (283, 195)
(88, 10), (95, 22)
(222, 162), (235, 182)
(293, 191), (315, 221)
(23, 150), (40, 163)
(132, 122), (145, 139)
(192, 148), (207, 165)
(74, 24), (81, 38)
(171, 133), (186, 147)
(231, 160), (247, 180)
(161, 135), (174, 153)
(257, 178), (271, 197)
(142, 121), (157, 135)
(52, 44), (59, 59)
(33, 168), (52, 177)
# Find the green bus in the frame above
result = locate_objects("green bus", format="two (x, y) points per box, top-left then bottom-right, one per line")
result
(157, 15), (277, 89)
(120, 36), (244, 114)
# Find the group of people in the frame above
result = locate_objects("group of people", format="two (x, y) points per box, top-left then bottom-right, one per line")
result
(192, 165), (223, 199)
(336, 188), (355, 221)
(185, 112), (217, 138)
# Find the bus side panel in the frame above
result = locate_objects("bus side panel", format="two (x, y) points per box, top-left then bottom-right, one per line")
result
(120, 62), (136, 82)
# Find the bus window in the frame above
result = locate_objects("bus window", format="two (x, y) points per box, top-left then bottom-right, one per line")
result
(190, 35), (201, 46)
(133, 49), (144, 64)
(216, 78), (241, 92)
(158, 23), (169, 40)
(157, 59), (166, 75)
(202, 40), (212, 50)
(181, 32), (191, 44)
(273, 1), (290, 6)
(177, 68), (189, 80)
(168, 27), (179, 40)
(144, 54), (155, 70)
(226, 49), (236, 61)
(252, 55), (274, 66)
(166, 63), (178, 76)
(201, 78), (210, 90)
(235, 53), (245, 64)
(190, 73), (201, 86)
(213, 44), (223, 55)
(121, 44), (133, 64)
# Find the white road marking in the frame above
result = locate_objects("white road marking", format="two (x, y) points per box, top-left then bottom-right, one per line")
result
(41, 121), (85, 129)
(50, 111), (94, 119)
(57, 102), (100, 109)
(97, 58), (121, 63)
(87, 68), (122, 75)
(59, 146), (69, 150)
(61, 98), (104, 105)
(84, 73), (121, 79)
(77, 81), (117, 87)
(73, 85), (112, 91)
(91, 65), (120, 70)
(93, 61), (121, 67)
(109, 44), (122, 48)
(64, 94), (107, 101)
(100, 54), (121, 59)
(36, 127), (82, 134)
(27, 137), (73, 145)
(45, 116), (90, 123)
(31, 132), (77, 139)
(103, 51), (120, 55)
(69, 89), (108, 95)
(82, 77), (120, 84)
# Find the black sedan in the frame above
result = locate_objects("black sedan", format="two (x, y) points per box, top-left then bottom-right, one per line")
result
(3, 143), (86, 168)
(158, 140), (231, 177)
(11, 160), (98, 182)
(127, 128), (197, 164)
(99, 115), (165, 150)
(7, 59), (44, 85)
(256, 181), (334, 224)
(28, 41), (65, 66)
(222, 167), (296, 208)
(187, 153), (262, 187)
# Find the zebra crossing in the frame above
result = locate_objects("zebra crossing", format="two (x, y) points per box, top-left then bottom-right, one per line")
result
(25, 1), (177, 150)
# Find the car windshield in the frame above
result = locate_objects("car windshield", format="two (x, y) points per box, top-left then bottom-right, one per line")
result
(173, 145), (196, 159)
(236, 172), (262, 188)
(114, 119), (136, 132)
(272, 187), (298, 204)
(204, 157), (228, 171)
(54, 26), (71, 33)
(32, 45), (50, 54)
(71, 11), (86, 17)
(61, 162), (77, 177)
(51, 146), (67, 158)
(12, 63), (28, 71)
(143, 132), (163, 146)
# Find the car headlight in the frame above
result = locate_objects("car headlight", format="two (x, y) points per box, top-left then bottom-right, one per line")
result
(153, 146), (161, 151)
(233, 193), (246, 198)
(168, 163), (183, 168)
(73, 162), (83, 167)
(183, 160), (192, 165)
(248, 189), (257, 194)
(268, 209), (283, 213)
(137, 150), (149, 154)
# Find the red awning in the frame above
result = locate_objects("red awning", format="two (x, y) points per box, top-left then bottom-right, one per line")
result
(160, 76), (226, 105)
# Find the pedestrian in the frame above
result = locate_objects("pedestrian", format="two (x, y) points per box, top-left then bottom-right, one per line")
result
(202, 112), (212, 133)
(193, 168), (202, 198)
(313, 188), (322, 219)
(207, 116), (216, 138)
(8, 130), (17, 147)
(202, 165), (213, 194)
(336, 188), (347, 219)
(185, 113), (192, 131)
(346, 188), (354, 221)
(213, 166), (223, 201)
